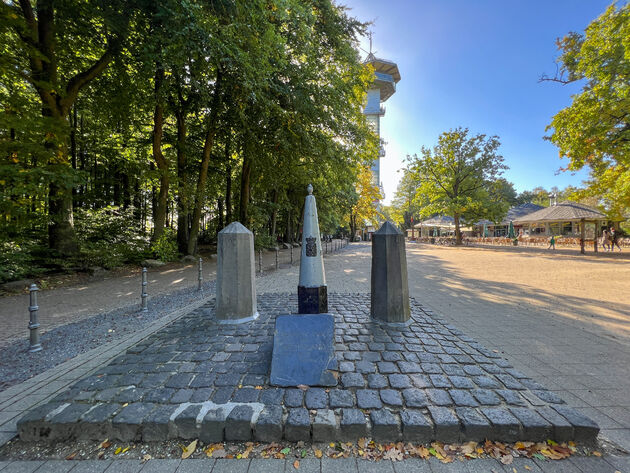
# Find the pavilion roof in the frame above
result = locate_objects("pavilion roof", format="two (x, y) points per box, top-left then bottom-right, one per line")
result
(513, 201), (607, 224)
(414, 215), (455, 228)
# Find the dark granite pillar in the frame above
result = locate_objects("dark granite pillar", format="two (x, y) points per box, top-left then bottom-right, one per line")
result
(371, 221), (410, 323)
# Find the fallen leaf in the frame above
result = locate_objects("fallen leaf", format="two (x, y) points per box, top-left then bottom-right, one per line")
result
(141, 454), (152, 463)
(181, 440), (197, 459)
(314, 449), (323, 459)
(500, 454), (513, 465)
(524, 466), (532, 471)
(114, 447), (122, 455)
(592, 451), (602, 457)
(383, 448), (404, 461)
(65, 452), (77, 460)
(301, 449), (307, 458)
(99, 439), (111, 449)
(122, 403), (128, 407)
(255, 386), (263, 390)
(297, 384), (309, 391)
(97, 451), (105, 459)
(121, 447), (129, 454)
(281, 447), (291, 455)
(241, 445), (253, 459)
(293, 460), (300, 469)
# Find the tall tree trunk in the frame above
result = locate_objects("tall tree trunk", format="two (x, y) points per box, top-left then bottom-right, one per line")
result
(285, 208), (292, 243)
(151, 66), (169, 243)
(187, 70), (223, 255)
(226, 166), (232, 225)
(175, 108), (190, 253)
(217, 199), (224, 233)
(225, 133), (232, 225)
(454, 213), (462, 245)
(239, 152), (252, 227)
(270, 189), (278, 237)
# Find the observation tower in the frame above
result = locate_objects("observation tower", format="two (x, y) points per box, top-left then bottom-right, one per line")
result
(363, 48), (401, 197)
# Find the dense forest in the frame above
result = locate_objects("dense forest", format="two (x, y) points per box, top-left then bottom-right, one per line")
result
(0, 0), (379, 282)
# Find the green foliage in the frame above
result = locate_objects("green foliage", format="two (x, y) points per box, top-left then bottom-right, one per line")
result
(545, 2), (630, 217)
(0, 240), (42, 283)
(254, 233), (277, 251)
(407, 128), (509, 244)
(150, 228), (178, 262)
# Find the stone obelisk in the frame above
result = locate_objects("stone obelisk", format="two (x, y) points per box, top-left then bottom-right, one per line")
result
(298, 184), (328, 313)
(216, 222), (258, 323)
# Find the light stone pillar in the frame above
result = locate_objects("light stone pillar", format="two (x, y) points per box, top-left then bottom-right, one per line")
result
(298, 184), (327, 313)
(371, 221), (410, 323)
(216, 222), (258, 323)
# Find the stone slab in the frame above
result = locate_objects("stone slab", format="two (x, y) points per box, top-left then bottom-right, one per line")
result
(270, 314), (336, 387)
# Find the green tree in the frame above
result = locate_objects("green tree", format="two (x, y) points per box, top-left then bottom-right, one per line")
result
(545, 3), (629, 217)
(408, 128), (508, 244)
(1, 0), (131, 254)
(349, 165), (382, 239)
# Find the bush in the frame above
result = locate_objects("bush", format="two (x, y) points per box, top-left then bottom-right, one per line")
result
(254, 233), (276, 250)
(0, 240), (42, 283)
(74, 206), (150, 267)
(151, 228), (178, 262)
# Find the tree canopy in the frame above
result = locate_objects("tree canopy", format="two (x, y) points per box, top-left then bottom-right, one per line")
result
(545, 2), (630, 218)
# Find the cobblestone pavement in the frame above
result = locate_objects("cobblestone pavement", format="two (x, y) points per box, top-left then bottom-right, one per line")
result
(18, 294), (597, 444)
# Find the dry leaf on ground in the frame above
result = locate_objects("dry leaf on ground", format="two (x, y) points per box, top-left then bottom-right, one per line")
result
(181, 439), (197, 459)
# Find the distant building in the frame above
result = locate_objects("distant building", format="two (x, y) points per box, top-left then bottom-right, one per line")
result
(475, 203), (544, 237)
(513, 200), (620, 239)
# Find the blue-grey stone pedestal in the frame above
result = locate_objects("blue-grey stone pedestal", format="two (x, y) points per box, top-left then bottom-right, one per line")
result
(371, 221), (410, 323)
(270, 313), (337, 387)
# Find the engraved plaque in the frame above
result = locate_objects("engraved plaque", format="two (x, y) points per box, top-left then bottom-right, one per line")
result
(305, 237), (317, 257)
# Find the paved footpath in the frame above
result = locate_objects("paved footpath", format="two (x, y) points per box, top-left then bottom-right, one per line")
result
(1, 242), (629, 471)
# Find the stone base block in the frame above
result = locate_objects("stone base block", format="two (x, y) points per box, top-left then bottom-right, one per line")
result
(298, 286), (328, 314)
(270, 314), (336, 387)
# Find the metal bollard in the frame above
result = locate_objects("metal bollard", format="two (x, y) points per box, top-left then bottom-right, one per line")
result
(290, 245), (293, 265)
(28, 284), (42, 352)
(141, 267), (148, 312)
(325, 241), (328, 254)
(198, 257), (203, 291)
(275, 249), (279, 270)
(259, 249), (263, 275)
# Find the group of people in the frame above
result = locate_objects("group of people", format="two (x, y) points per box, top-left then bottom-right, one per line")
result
(547, 226), (623, 251)
(601, 227), (623, 252)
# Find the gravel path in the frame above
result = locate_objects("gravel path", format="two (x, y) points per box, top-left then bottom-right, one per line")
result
(0, 281), (215, 391)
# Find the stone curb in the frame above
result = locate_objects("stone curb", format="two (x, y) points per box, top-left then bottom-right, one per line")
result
(17, 401), (599, 444)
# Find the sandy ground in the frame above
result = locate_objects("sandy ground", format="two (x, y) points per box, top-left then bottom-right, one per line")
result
(405, 243), (630, 342)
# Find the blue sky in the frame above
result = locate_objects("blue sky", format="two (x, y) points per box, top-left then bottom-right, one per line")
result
(340, 0), (614, 203)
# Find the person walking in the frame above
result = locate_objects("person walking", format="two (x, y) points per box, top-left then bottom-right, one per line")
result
(548, 234), (556, 250)
(601, 229), (610, 251)
(611, 227), (622, 252)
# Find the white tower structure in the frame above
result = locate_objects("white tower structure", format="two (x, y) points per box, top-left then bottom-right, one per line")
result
(363, 51), (401, 197)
